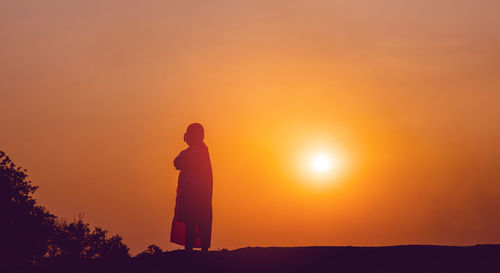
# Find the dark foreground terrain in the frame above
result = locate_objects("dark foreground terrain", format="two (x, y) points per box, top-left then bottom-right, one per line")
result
(31, 245), (500, 273)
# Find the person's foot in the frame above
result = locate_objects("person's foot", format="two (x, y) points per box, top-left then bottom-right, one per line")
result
(201, 247), (208, 253)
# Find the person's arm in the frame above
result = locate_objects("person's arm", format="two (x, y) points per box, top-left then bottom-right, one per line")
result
(174, 150), (187, 170)
(174, 148), (198, 170)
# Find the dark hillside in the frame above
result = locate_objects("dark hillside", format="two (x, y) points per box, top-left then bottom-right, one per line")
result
(32, 245), (500, 273)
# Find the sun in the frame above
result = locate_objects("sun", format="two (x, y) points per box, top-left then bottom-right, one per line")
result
(290, 135), (350, 189)
(311, 153), (332, 173)
(309, 152), (342, 178)
(298, 147), (346, 187)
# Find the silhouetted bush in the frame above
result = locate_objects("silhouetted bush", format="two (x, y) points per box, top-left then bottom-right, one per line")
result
(49, 216), (129, 261)
(0, 151), (56, 270)
(136, 244), (163, 258)
(0, 151), (129, 270)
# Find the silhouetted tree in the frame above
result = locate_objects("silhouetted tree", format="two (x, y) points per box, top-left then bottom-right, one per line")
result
(0, 151), (56, 270)
(0, 150), (129, 270)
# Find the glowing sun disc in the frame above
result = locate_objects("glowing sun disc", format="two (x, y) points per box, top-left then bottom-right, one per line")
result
(311, 154), (332, 173)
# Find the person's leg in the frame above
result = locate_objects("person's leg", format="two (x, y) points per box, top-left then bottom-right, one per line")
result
(185, 222), (196, 251)
(198, 221), (211, 252)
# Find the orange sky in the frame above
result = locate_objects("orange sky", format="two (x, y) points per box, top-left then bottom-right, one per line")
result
(1, 1), (500, 253)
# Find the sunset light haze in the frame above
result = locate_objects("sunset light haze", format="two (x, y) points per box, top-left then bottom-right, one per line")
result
(1, 0), (500, 254)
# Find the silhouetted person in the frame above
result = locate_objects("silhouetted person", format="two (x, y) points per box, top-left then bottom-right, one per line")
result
(171, 123), (213, 252)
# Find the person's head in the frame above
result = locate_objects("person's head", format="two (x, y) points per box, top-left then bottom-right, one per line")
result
(184, 123), (204, 146)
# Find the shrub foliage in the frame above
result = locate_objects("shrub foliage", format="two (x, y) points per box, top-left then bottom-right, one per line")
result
(0, 151), (129, 270)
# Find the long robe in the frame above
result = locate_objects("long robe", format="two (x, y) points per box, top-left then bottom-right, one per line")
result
(170, 143), (213, 248)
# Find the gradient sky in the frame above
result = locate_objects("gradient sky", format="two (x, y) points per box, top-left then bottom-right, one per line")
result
(1, 0), (500, 253)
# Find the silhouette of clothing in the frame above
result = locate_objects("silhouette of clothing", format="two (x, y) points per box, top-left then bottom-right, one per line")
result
(171, 142), (213, 249)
